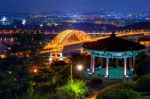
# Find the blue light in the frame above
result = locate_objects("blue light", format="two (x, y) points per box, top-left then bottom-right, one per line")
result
(87, 68), (90, 71)
(88, 72), (92, 75)
(99, 66), (102, 68)
(112, 52), (123, 57)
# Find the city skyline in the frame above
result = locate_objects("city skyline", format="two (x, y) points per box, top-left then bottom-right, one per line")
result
(0, 0), (150, 13)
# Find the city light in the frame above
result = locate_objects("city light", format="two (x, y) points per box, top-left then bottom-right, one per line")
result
(0, 54), (6, 59)
(33, 69), (38, 73)
(22, 19), (26, 25)
(29, 66), (39, 74)
(40, 24), (43, 27)
(1, 17), (7, 21)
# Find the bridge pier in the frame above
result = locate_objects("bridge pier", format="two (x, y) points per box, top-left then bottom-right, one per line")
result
(59, 53), (63, 60)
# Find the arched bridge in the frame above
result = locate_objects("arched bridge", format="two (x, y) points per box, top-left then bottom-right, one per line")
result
(44, 30), (92, 52)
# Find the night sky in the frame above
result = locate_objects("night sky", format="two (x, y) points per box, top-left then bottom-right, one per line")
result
(0, 0), (150, 13)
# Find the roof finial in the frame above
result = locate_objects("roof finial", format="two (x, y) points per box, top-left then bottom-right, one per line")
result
(111, 31), (116, 37)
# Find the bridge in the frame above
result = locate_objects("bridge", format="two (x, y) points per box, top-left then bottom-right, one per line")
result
(43, 29), (150, 62)
(44, 30), (92, 52)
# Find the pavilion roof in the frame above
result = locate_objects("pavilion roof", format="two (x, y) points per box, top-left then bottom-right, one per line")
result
(83, 32), (145, 52)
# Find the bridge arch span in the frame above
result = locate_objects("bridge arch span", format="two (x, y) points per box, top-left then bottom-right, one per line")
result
(44, 30), (92, 51)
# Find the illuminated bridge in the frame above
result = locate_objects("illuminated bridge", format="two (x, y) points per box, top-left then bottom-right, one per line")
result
(44, 30), (92, 52)
(43, 30), (150, 62)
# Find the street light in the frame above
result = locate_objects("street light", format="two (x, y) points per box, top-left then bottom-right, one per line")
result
(77, 64), (83, 71)
(77, 64), (84, 80)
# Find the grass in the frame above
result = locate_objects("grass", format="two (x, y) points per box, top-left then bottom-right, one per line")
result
(96, 80), (150, 99)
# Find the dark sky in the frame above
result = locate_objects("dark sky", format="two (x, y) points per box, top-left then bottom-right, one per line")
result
(0, 0), (150, 13)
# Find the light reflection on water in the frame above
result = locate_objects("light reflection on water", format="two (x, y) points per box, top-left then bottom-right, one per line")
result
(63, 44), (83, 56)
(0, 36), (83, 56)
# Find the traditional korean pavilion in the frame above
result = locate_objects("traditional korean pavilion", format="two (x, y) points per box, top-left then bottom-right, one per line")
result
(83, 32), (145, 79)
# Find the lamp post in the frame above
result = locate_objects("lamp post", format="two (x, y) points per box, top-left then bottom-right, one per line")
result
(70, 63), (73, 83)
(77, 64), (84, 79)
(70, 64), (83, 83)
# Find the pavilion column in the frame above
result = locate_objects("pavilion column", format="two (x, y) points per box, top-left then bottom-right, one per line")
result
(91, 56), (95, 73)
(116, 59), (119, 68)
(100, 58), (103, 67)
(133, 55), (135, 68)
(90, 56), (93, 71)
(105, 57), (109, 77)
(124, 57), (127, 77)
(129, 58), (133, 70)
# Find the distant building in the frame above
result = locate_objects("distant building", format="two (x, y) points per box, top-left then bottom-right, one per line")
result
(95, 20), (124, 27)
(139, 37), (150, 55)
(66, 20), (77, 23)
(139, 37), (150, 47)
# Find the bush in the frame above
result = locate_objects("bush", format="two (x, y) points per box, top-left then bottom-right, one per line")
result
(96, 89), (140, 99)
(56, 80), (88, 99)
(134, 74), (150, 92)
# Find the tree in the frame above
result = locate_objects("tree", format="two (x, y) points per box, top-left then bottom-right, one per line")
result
(135, 53), (150, 75)
(0, 30), (47, 98)
(134, 74), (150, 92)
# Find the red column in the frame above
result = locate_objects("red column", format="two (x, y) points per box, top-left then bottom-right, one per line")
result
(91, 56), (95, 73)
(105, 58), (109, 77)
(91, 56), (93, 71)
(124, 58), (127, 77)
